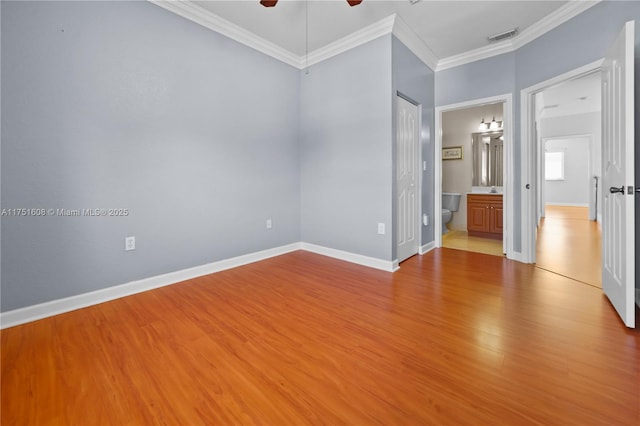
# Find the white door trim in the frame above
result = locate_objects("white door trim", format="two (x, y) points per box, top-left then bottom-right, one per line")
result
(520, 59), (603, 263)
(434, 93), (514, 259)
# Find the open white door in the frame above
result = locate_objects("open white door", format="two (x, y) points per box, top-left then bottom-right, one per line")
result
(396, 96), (420, 262)
(601, 21), (635, 328)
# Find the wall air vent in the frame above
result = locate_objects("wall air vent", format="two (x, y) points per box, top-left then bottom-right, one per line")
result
(488, 28), (519, 43)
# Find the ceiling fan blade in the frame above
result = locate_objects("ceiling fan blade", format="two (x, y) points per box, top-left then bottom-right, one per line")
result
(261, 0), (361, 8)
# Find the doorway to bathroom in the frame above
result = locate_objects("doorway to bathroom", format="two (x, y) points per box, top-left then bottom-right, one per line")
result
(435, 95), (513, 259)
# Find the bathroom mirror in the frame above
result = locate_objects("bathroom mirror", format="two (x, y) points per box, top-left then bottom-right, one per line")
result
(471, 131), (503, 187)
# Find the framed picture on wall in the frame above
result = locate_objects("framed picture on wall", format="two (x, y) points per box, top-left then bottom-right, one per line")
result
(443, 146), (463, 160)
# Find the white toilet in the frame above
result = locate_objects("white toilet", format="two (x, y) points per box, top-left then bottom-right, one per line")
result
(442, 193), (461, 234)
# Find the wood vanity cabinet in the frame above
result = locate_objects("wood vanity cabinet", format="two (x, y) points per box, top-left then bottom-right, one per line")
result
(467, 194), (503, 240)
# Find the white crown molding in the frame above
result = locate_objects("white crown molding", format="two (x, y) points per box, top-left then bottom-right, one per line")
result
(436, 0), (601, 71)
(512, 0), (601, 50)
(392, 14), (439, 71)
(152, 1), (600, 73)
(436, 40), (513, 71)
(149, 1), (397, 70)
(148, 0), (301, 68)
(306, 14), (396, 68)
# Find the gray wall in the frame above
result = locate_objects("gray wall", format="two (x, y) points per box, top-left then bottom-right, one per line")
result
(1, 1), (301, 311)
(392, 36), (435, 257)
(435, 0), (640, 265)
(435, 52), (516, 107)
(300, 36), (393, 260)
(539, 112), (601, 219)
(544, 138), (590, 206)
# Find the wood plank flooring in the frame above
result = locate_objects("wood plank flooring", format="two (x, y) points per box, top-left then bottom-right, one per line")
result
(536, 205), (602, 288)
(444, 205), (601, 288)
(442, 230), (504, 257)
(2, 249), (638, 425)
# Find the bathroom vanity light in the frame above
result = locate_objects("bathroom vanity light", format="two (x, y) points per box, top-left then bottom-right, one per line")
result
(479, 117), (503, 131)
(480, 102), (504, 131)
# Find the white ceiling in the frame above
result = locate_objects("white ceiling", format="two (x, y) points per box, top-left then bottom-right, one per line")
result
(190, 0), (581, 60)
(537, 71), (601, 119)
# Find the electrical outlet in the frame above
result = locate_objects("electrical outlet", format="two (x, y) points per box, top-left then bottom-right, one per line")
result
(125, 236), (136, 251)
(377, 223), (385, 235)
(423, 161), (427, 171)
(266, 219), (272, 229)
(423, 214), (429, 226)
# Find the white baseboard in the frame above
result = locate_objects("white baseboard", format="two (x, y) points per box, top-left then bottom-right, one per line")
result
(508, 251), (524, 263)
(0, 242), (399, 329)
(300, 243), (397, 272)
(419, 241), (436, 255)
(544, 202), (589, 207)
(0, 243), (302, 330)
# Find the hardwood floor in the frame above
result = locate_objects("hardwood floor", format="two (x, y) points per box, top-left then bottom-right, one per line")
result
(442, 230), (504, 257)
(536, 205), (602, 288)
(444, 206), (601, 287)
(2, 250), (638, 425)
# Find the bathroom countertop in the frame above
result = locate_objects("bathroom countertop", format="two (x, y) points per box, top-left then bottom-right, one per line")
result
(467, 192), (503, 195)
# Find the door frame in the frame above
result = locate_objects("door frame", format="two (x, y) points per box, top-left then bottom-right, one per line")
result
(434, 93), (514, 259)
(520, 59), (603, 263)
